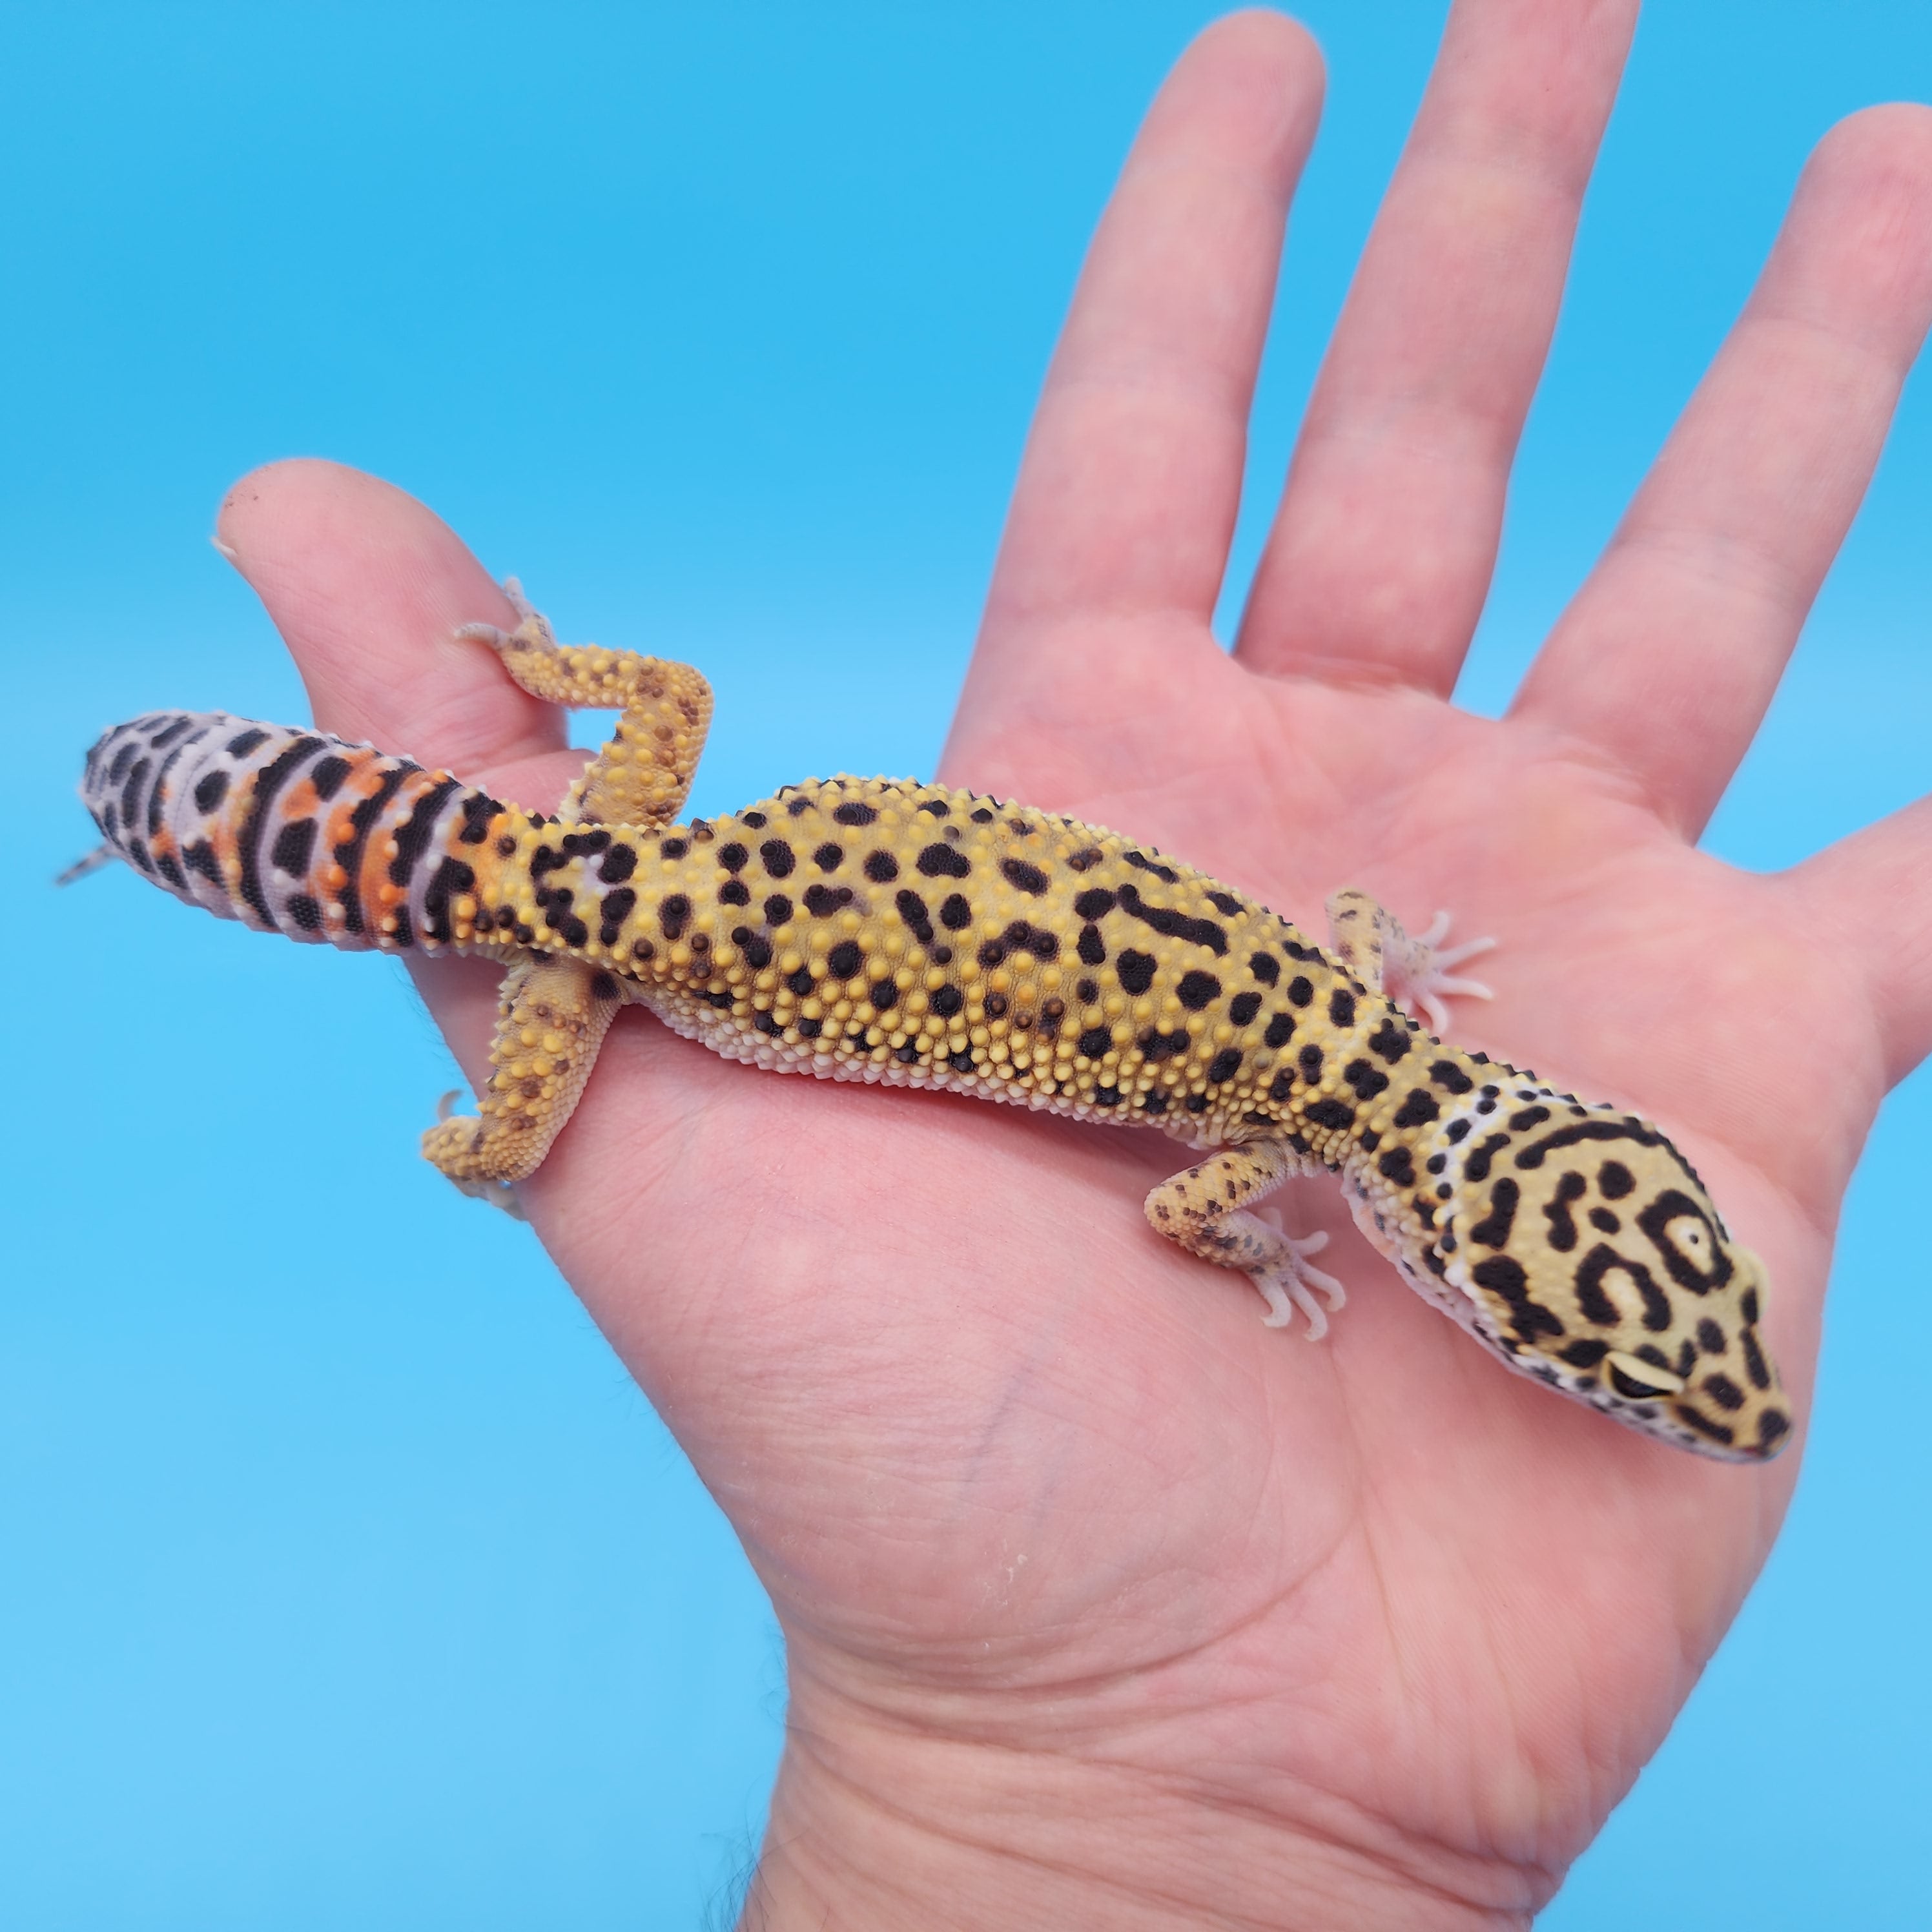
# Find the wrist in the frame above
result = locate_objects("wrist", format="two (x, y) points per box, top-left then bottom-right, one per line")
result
(735, 1680), (1546, 1931)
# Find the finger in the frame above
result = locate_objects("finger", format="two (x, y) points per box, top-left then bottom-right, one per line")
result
(970, 12), (1322, 668)
(1514, 106), (1932, 836)
(1236, 0), (1637, 690)
(1795, 794), (1932, 1087)
(215, 457), (571, 793)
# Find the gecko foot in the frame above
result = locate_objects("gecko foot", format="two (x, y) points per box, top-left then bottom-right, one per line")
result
(1385, 910), (1496, 1037)
(1248, 1217), (1347, 1341)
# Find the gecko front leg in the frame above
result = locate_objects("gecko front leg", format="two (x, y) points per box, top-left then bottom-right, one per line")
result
(1144, 1140), (1345, 1338)
(1324, 887), (1494, 1035)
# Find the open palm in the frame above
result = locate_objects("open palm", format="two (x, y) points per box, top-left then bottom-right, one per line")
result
(212, 6), (1932, 1924)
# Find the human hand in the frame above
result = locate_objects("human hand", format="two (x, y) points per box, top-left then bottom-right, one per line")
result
(210, 3), (1932, 1924)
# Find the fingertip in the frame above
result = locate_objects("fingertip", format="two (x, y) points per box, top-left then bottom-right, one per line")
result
(1809, 99), (1932, 181)
(211, 457), (562, 777)
(1164, 9), (1326, 166)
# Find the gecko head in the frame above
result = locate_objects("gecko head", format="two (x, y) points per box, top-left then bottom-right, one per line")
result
(1443, 1104), (1792, 1463)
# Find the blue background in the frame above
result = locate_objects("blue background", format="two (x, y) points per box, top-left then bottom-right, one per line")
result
(6, 3), (1929, 1924)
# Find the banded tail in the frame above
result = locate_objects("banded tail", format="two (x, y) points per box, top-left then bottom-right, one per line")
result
(76, 710), (509, 951)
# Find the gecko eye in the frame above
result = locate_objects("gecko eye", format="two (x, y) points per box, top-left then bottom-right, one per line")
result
(1605, 1351), (1686, 1402)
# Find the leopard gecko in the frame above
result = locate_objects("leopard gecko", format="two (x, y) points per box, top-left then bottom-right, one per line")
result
(70, 584), (1791, 1461)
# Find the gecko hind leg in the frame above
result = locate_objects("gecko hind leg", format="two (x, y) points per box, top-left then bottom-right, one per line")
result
(457, 578), (714, 828)
(1144, 1139), (1346, 1340)
(1324, 887), (1495, 1036)
(429, 582), (704, 1208)
(420, 953), (623, 1211)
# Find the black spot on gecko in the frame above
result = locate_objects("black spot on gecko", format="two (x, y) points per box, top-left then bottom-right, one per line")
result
(1598, 1160), (1636, 1199)
(423, 856), (477, 942)
(194, 768), (230, 814)
(1249, 951), (1280, 985)
(759, 839), (796, 878)
(803, 884), (854, 917)
(660, 894), (692, 940)
(1741, 1328), (1771, 1390)
(1575, 1245), (1672, 1331)
(1343, 1059), (1389, 1102)
(813, 842), (844, 871)
(864, 850), (899, 882)
(1287, 976), (1313, 1007)
(1003, 858), (1049, 894)
(717, 842), (748, 873)
(1076, 1026), (1111, 1059)
(1263, 1012), (1295, 1049)
(1067, 847), (1102, 871)
(1378, 1147), (1416, 1186)
(1076, 977), (1098, 1003)
(1206, 1048), (1242, 1084)
(1228, 992), (1262, 1026)
(1304, 1097), (1354, 1131)
(764, 894), (794, 927)
(1116, 950), (1156, 995)
(309, 755), (351, 800)
(718, 879), (751, 907)
(1328, 988), (1356, 1029)
(1368, 1019), (1410, 1064)
(1077, 925), (1106, 965)
(1430, 1061), (1475, 1094)
(938, 893), (972, 930)
(1140, 1029), (1189, 1062)
(1471, 1255), (1565, 1340)
(1073, 888), (1116, 920)
(1543, 1171), (1587, 1251)
(1702, 1373), (1745, 1412)
(1462, 1132), (1511, 1184)
(833, 801), (878, 826)
(225, 728), (270, 757)
(271, 817), (316, 876)
(287, 892), (322, 930)
(598, 886), (637, 943)
(1177, 969), (1221, 1011)
(1116, 882), (1227, 954)
(932, 985), (964, 1018)
(918, 843), (971, 878)
(1123, 849), (1179, 884)
(1392, 1089), (1439, 1129)
(1470, 1178), (1519, 1248)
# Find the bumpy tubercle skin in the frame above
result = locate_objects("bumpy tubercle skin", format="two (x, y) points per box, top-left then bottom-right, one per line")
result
(77, 598), (1793, 1463)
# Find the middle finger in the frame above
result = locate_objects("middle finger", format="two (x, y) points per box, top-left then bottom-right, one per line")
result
(1237, 0), (1637, 693)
